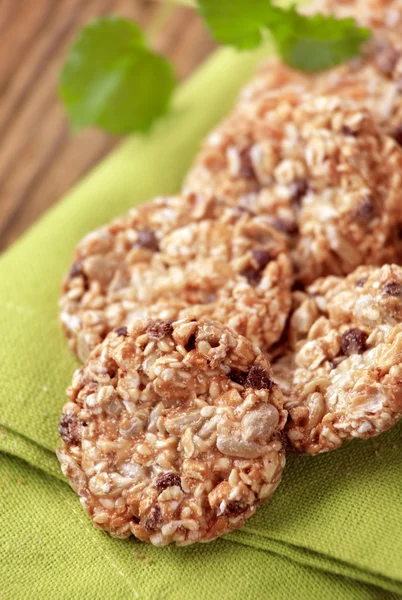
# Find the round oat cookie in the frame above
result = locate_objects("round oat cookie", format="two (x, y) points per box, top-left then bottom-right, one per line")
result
(239, 1), (402, 107)
(60, 193), (293, 362)
(185, 94), (402, 285)
(273, 264), (402, 455)
(57, 317), (287, 545)
(60, 193), (203, 361)
(311, 30), (402, 142)
(239, 29), (402, 143)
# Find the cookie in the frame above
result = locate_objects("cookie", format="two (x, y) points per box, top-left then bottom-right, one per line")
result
(239, 27), (402, 144)
(273, 264), (402, 455)
(239, 0), (402, 111)
(60, 193), (293, 361)
(311, 31), (402, 141)
(185, 93), (402, 285)
(57, 317), (287, 545)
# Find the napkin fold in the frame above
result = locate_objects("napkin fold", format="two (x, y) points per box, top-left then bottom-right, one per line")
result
(1, 43), (402, 600)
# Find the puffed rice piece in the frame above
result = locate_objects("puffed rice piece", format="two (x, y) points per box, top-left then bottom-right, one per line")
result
(57, 317), (287, 545)
(60, 193), (293, 361)
(273, 264), (402, 455)
(185, 93), (402, 285)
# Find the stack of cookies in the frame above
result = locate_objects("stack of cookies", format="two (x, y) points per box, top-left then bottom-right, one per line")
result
(57, 0), (402, 546)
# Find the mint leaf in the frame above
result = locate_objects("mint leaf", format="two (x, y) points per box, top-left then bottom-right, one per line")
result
(197, 0), (371, 72)
(273, 8), (371, 72)
(197, 0), (277, 49)
(59, 17), (176, 135)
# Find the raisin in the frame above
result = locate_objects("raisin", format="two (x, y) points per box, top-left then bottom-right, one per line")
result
(146, 320), (174, 339)
(383, 280), (402, 296)
(106, 357), (119, 379)
(244, 366), (272, 390)
(144, 505), (162, 531)
(115, 326), (128, 337)
(291, 178), (308, 204)
(225, 501), (247, 517)
(69, 261), (89, 290)
(375, 42), (400, 76)
(341, 328), (368, 356)
(69, 261), (84, 278)
(252, 249), (272, 270)
(292, 281), (304, 292)
(156, 473), (182, 493)
(238, 148), (255, 179)
(240, 266), (262, 286)
(135, 228), (159, 252)
(59, 413), (80, 445)
(237, 204), (256, 217)
(229, 366), (272, 389)
(342, 125), (358, 136)
(241, 248), (273, 285)
(271, 218), (299, 235)
(392, 125), (402, 148)
(185, 333), (197, 352)
(228, 368), (247, 386)
(355, 278), (367, 288)
(353, 197), (376, 224)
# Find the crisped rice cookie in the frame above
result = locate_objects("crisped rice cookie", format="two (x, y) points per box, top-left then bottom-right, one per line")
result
(57, 317), (287, 545)
(311, 30), (402, 142)
(274, 264), (402, 455)
(239, 1), (401, 106)
(60, 194), (293, 361)
(185, 94), (402, 285)
(60, 193), (208, 360)
(239, 29), (402, 144)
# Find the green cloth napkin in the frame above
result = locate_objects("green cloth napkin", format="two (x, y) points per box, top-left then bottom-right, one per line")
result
(1, 44), (402, 600)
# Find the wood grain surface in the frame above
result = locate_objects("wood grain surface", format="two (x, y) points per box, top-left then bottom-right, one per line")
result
(0, 0), (215, 252)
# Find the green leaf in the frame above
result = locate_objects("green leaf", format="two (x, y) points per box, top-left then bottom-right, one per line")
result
(197, 0), (277, 49)
(197, 0), (371, 72)
(273, 9), (371, 72)
(59, 16), (176, 135)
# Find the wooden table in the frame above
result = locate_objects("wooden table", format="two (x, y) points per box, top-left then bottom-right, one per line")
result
(0, 0), (215, 252)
